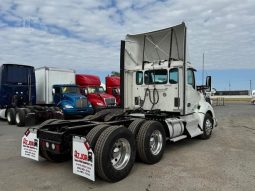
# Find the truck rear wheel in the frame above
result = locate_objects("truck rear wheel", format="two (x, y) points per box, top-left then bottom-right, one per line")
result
(16, 109), (26, 127)
(95, 126), (136, 182)
(136, 120), (166, 164)
(199, 113), (213, 139)
(86, 124), (109, 149)
(6, 108), (16, 125)
(128, 119), (146, 137)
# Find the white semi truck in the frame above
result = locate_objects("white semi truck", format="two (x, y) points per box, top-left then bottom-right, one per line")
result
(21, 23), (217, 182)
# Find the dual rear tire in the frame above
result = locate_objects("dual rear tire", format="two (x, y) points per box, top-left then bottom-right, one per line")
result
(87, 125), (136, 182)
(136, 121), (166, 164)
(128, 119), (166, 164)
(87, 120), (166, 182)
(6, 108), (30, 126)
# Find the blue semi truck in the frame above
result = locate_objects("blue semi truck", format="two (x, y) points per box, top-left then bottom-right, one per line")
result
(0, 64), (93, 126)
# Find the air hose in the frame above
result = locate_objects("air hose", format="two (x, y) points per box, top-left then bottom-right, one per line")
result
(142, 87), (159, 110)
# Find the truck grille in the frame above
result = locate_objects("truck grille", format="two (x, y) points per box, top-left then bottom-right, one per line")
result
(75, 98), (88, 108)
(104, 98), (116, 106)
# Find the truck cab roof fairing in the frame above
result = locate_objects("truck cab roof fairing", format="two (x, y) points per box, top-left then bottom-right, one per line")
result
(124, 22), (187, 69)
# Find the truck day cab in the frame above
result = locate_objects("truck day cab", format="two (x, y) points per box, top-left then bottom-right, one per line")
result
(21, 23), (217, 182)
(105, 76), (121, 106)
(76, 74), (117, 109)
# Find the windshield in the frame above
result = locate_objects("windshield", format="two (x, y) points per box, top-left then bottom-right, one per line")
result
(144, 70), (168, 84)
(61, 86), (80, 94)
(87, 86), (105, 94)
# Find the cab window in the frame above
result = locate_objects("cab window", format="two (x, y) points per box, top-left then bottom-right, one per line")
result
(144, 70), (168, 85)
(136, 71), (143, 85)
(187, 69), (195, 89)
(169, 68), (178, 84)
(54, 87), (60, 94)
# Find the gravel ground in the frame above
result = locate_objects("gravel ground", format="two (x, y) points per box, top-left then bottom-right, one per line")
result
(0, 103), (254, 191)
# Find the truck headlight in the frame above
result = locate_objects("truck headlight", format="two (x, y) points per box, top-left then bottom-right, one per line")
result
(97, 102), (104, 106)
(64, 104), (73, 109)
(51, 143), (56, 150)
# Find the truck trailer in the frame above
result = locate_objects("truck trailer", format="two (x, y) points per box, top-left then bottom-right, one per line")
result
(21, 23), (217, 182)
(105, 76), (120, 106)
(76, 74), (117, 109)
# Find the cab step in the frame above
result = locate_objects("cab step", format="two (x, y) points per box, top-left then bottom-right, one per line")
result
(170, 135), (187, 142)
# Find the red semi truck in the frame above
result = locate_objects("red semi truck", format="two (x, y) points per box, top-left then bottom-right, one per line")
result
(105, 76), (120, 106)
(76, 74), (117, 110)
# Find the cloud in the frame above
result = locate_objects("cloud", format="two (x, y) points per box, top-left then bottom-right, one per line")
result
(0, 0), (255, 75)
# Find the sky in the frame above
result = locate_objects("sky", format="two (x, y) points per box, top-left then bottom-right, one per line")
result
(0, 0), (255, 91)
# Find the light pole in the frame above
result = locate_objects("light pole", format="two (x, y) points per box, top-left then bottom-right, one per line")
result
(250, 80), (252, 95)
(202, 53), (204, 84)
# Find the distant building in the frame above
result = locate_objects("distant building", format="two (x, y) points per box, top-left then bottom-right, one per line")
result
(215, 90), (249, 96)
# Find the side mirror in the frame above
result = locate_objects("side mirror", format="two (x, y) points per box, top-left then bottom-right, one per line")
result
(52, 88), (55, 95)
(206, 76), (211, 92)
(211, 88), (216, 94)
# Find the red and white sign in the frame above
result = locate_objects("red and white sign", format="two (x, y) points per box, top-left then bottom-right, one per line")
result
(21, 128), (39, 161)
(73, 136), (95, 181)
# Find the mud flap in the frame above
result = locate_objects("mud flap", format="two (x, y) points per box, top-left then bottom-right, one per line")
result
(21, 128), (40, 161)
(73, 136), (95, 181)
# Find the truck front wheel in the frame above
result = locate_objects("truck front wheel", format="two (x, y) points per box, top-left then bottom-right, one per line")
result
(95, 126), (136, 182)
(136, 120), (166, 164)
(199, 113), (213, 139)
(6, 108), (16, 125)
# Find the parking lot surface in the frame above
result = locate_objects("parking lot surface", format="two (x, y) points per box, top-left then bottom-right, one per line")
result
(0, 103), (255, 191)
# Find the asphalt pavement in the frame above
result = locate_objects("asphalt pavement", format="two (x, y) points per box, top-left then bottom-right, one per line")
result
(0, 103), (254, 191)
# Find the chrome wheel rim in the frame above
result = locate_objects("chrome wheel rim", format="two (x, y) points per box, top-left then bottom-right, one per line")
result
(111, 138), (131, 170)
(205, 119), (212, 135)
(16, 113), (20, 124)
(150, 130), (163, 155)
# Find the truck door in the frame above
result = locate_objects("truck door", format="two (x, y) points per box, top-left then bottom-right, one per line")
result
(169, 68), (181, 111)
(186, 69), (200, 114)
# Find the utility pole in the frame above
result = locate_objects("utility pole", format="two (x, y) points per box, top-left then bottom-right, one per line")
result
(229, 80), (231, 91)
(202, 53), (204, 84)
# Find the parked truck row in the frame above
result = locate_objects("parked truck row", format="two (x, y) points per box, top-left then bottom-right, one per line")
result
(21, 23), (217, 182)
(0, 64), (120, 126)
